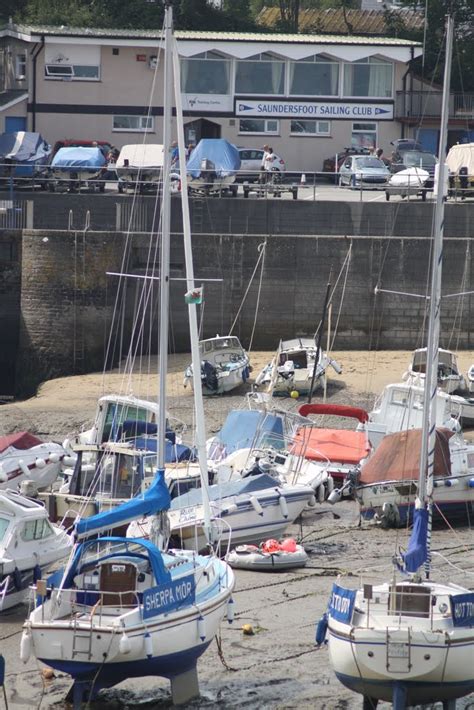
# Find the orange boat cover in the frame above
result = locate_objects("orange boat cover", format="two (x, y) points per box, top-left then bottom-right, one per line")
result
(292, 427), (370, 464)
(359, 428), (453, 485)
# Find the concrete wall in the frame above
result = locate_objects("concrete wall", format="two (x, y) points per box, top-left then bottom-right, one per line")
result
(0, 231), (21, 397)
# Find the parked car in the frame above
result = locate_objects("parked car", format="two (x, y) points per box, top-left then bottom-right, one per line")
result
(322, 147), (370, 182)
(237, 148), (285, 182)
(390, 150), (437, 187)
(339, 155), (390, 188)
(390, 138), (423, 155)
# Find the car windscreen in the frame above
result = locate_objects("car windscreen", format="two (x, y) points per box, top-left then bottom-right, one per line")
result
(354, 157), (385, 168)
(404, 151), (437, 167)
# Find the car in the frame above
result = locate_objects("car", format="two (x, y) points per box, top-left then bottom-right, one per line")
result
(322, 146), (371, 182)
(339, 155), (390, 188)
(390, 138), (423, 154)
(390, 150), (437, 187)
(237, 148), (285, 182)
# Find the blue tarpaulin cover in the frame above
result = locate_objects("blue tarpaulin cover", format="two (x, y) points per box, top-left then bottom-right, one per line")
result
(52, 146), (106, 169)
(401, 507), (429, 573)
(0, 131), (50, 176)
(209, 410), (285, 460)
(170, 472), (279, 509)
(75, 470), (170, 539)
(186, 139), (240, 179)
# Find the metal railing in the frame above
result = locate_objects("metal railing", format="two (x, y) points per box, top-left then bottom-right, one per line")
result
(396, 91), (474, 119)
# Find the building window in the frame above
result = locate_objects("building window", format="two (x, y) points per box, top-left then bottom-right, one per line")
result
(113, 115), (154, 131)
(290, 120), (330, 136)
(15, 53), (27, 79)
(45, 64), (100, 80)
(289, 55), (338, 96)
(343, 57), (392, 98)
(235, 53), (285, 95)
(239, 118), (279, 134)
(351, 122), (377, 150)
(181, 51), (230, 94)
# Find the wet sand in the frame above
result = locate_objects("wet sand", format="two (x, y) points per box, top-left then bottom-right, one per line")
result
(1, 351), (473, 709)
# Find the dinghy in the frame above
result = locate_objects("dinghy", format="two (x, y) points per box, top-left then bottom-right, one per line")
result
(226, 538), (308, 571)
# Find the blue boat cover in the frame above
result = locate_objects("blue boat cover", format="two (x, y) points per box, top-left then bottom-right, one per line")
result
(132, 436), (197, 463)
(186, 139), (240, 179)
(52, 146), (106, 168)
(400, 507), (428, 573)
(75, 470), (170, 539)
(209, 410), (285, 460)
(0, 131), (51, 176)
(170, 472), (279, 509)
(63, 536), (171, 589)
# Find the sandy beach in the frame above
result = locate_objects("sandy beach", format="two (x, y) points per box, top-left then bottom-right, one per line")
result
(0, 351), (473, 709)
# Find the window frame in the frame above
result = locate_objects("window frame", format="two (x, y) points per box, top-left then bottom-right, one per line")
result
(181, 51), (231, 96)
(238, 118), (279, 135)
(112, 115), (154, 132)
(288, 55), (340, 98)
(290, 119), (331, 136)
(45, 63), (100, 81)
(15, 52), (27, 79)
(235, 53), (286, 97)
(342, 57), (393, 99)
(351, 121), (377, 151)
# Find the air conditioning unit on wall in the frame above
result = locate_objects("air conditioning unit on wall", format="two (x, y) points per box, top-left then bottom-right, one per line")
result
(149, 56), (158, 69)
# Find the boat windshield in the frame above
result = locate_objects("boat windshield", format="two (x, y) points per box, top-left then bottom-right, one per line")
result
(102, 402), (155, 442)
(0, 517), (9, 541)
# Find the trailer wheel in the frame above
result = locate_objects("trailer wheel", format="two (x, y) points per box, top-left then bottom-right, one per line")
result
(421, 190), (427, 202)
(48, 183), (55, 193)
(118, 182), (124, 194)
(385, 191), (390, 201)
(231, 184), (238, 197)
(243, 186), (249, 198)
(292, 186), (298, 200)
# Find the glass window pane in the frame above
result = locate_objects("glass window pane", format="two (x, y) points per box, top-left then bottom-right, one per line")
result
(290, 62), (338, 96)
(239, 119), (279, 134)
(235, 60), (284, 95)
(181, 58), (230, 94)
(344, 62), (392, 97)
(73, 65), (99, 78)
(46, 65), (73, 76)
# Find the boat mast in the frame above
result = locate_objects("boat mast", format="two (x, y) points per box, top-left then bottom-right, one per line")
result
(418, 15), (454, 572)
(157, 1), (173, 473)
(171, 31), (213, 541)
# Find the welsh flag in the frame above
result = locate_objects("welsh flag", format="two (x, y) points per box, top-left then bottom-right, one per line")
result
(184, 287), (203, 305)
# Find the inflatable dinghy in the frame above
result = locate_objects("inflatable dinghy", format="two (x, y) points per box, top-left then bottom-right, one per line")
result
(226, 538), (308, 571)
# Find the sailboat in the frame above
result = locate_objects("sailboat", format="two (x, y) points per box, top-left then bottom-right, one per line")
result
(324, 18), (474, 708)
(21, 4), (235, 706)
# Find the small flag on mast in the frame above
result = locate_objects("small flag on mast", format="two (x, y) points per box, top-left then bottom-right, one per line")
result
(185, 287), (203, 304)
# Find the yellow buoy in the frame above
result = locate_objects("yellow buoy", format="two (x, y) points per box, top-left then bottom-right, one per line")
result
(242, 623), (255, 636)
(290, 390), (299, 399)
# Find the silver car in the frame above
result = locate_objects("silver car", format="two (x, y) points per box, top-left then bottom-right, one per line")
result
(339, 155), (390, 188)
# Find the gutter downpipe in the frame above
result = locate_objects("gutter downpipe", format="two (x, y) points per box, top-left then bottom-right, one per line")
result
(30, 37), (45, 132)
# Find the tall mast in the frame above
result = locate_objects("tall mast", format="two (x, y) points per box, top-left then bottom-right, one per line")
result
(418, 16), (454, 571)
(157, 0), (173, 473)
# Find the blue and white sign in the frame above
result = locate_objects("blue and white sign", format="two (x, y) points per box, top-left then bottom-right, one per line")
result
(143, 573), (196, 619)
(236, 100), (393, 120)
(451, 592), (474, 627)
(328, 583), (357, 623)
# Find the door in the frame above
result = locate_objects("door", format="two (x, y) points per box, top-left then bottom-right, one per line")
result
(417, 129), (439, 154)
(5, 116), (27, 132)
(184, 119), (221, 145)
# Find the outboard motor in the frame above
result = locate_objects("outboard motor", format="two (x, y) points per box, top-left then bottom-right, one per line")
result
(200, 158), (216, 187)
(201, 360), (218, 391)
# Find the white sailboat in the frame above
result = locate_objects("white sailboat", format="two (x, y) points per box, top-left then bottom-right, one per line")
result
(324, 18), (474, 708)
(0, 431), (66, 492)
(21, 5), (235, 706)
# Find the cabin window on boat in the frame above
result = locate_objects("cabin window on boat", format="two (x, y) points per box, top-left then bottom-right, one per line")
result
(180, 51), (231, 95)
(289, 55), (339, 96)
(113, 115), (154, 132)
(102, 403), (151, 442)
(0, 518), (9, 540)
(390, 389), (409, 406)
(290, 120), (330, 136)
(21, 519), (54, 542)
(239, 119), (279, 134)
(343, 57), (393, 98)
(235, 53), (285, 95)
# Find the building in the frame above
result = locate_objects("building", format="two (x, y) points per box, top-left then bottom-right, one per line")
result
(2, 21), (469, 173)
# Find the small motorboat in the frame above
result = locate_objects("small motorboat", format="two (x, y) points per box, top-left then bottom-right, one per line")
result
(256, 337), (342, 397)
(0, 431), (66, 491)
(186, 139), (240, 197)
(48, 145), (107, 192)
(403, 347), (467, 394)
(468, 364), (474, 393)
(0, 131), (51, 188)
(116, 143), (174, 193)
(226, 538), (308, 571)
(184, 335), (251, 395)
(0, 489), (72, 611)
(385, 166), (431, 201)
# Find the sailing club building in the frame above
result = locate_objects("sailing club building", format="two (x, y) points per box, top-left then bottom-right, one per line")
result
(0, 21), (439, 173)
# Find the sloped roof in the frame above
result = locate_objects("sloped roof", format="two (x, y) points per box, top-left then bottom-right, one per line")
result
(257, 7), (425, 36)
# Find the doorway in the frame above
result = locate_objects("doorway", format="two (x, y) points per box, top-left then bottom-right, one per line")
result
(184, 119), (221, 146)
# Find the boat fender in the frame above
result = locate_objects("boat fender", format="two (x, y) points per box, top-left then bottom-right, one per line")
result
(280, 538), (297, 553)
(119, 632), (132, 655)
(444, 478), (459, 487)
(250, 496), (264, 516)
(469, 478), (474, 488)
(34, 458), (46, 469)
(18, 459), (30, 477)
(33, 564), (42, 583)
(317, 484), (325, 503)
(227, 597), (235, 624)
(327, 476), (334, 494)
(279, 495), (289, 519)
(143, 631), (153, 658)
(62, 438), (75, 456)
(315, 612), (328, 646)
(62, 456), (76, 468)
(307, 494), (317, 507)
(49, 453), (60, 464)
(13, 567), (22, 590)
(198, 614), (206, 642)
(20, 630), (32, 663)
